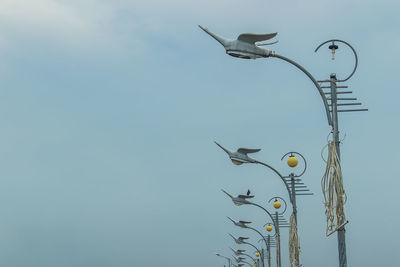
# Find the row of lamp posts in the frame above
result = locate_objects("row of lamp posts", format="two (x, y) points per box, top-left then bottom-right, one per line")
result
(202, 24), (366, 267)
(215, 142), (311, 267)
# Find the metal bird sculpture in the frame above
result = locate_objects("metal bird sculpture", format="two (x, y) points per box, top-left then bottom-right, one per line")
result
(215, 141), (260, 165)
(227, 217), (252, 228)
(230, 247), (246, 256)
(229, 233), (249, 245)
(222, 189), (254, 206)
(199, 25), (277, 59)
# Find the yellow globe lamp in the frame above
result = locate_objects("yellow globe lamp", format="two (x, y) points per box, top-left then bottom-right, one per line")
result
(255, 252), (260, 257)
(273, 200), (281, 209)
(266, 224), (273, 232)
(287, 155), (298, 167)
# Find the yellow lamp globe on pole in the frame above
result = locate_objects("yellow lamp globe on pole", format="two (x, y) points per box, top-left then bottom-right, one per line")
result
(266, 224), (273, 232)
(273, 199), (281, 209)
(255, 252), (260, 257)
(287, 155), (298, 167)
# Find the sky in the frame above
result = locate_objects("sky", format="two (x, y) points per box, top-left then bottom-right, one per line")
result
(0, 0), (399, 266)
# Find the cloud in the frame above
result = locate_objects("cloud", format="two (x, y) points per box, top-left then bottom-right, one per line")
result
(0, 0), (94, 41)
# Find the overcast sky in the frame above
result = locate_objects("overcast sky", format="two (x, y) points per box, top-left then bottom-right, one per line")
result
(0, 0), (399, 266)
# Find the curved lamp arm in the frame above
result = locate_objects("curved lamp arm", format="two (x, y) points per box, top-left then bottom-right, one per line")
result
(216, 253), (231, 266)
(254, 160), (292, 203)
(247, 225), (269, 250)
(270, 53), (332, 126)
(240, 260), (253, 267)
(248, 202), (278, 234)
(242, 253), (256, 262)
(243, 241), (262, 258)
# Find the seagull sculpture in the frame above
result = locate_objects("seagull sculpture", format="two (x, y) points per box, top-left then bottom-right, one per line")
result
(215, 141), (260, 165)
(199, 25), (277, 59)
(229, 233), (249, 245)
(222, 189), (254, 206)
(230, 247), (246, 256)
(227, 216), (252, 228)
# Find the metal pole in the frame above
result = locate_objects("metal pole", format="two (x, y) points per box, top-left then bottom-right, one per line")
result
(262, 248), (264, 267)
(267, 235), (271, 267)
(290, 172), (300, 266)
(330, 73), (347, 267)
(290, 172), (298, 223)
(275, 211), (281, 267)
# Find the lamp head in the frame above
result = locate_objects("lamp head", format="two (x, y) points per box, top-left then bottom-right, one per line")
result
(198, 26), (277, 59)
(215, 142), (260, 165)
(221, 190), (252, 206)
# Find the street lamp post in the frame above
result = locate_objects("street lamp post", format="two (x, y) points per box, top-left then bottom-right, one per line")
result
(201, 26), (367, 267)
(216, 253), (232, 267)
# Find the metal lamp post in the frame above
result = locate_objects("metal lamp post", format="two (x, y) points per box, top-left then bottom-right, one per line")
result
(201, 26), (367, 267)
(216, 253), (232, 267)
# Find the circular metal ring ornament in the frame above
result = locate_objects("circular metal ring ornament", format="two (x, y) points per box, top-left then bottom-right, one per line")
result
(268, 196), (287, 215)
(280, 151), (307, 178)
(263, 222), (277, 237)
(314, 39), (358, 82)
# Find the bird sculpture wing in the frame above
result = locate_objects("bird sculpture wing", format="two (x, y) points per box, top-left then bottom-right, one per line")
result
(238, 194), (254, 199)
(237, 32), (277, 44)
(239, 220), (252, 224)
(237, 148), (261, 155)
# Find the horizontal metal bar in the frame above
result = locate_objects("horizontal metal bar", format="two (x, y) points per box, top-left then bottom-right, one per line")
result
(338, 109), (368, 112)
(321, 86), (348, 88)
(329, 103), (362, 106)
(317, 80), (331, 83)
(294, 189), (311, 192)
(327, 97), (357, 100)
(294, 186), (308, 188)
(324, 91), (353, 95)
(296, 193), (314, 195)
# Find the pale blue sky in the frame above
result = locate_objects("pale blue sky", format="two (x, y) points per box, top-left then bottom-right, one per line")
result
(0, 0), (399, 266)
